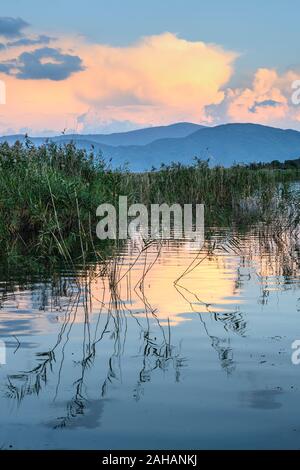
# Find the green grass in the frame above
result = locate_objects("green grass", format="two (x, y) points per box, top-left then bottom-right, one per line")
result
(0, 139), (299, 258)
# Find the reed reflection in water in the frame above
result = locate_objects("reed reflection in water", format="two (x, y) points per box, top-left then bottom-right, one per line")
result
(0, 219), (299, 449)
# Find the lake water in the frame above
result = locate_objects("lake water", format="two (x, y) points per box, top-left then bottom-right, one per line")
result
(0, 222), (299, 450)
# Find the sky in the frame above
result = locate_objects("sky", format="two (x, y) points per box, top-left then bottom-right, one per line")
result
(0, 0), (299, 135)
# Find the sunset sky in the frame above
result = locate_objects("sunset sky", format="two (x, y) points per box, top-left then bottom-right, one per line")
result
(0, 0), (299, 135)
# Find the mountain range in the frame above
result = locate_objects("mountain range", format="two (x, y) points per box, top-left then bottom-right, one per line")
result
(1, 122), (300, 171)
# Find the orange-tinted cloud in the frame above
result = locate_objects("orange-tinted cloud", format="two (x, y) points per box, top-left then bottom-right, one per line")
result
(207, 68), (300, 128)
(0, 31), (300, 134)
(0, 32), (237, 134)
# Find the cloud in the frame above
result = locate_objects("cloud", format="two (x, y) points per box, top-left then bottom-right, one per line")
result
(0, 32), (238, 134)
(0, 46), (84, 80)
(0, 17), (29, 38)
(1, 30), (300, 134)
(72, 32), (238, 126)
(7, 35), (54, 48)
(249, 99), (281, 113)
(0, 62), (11, 73)
(205, 68), (300, 128)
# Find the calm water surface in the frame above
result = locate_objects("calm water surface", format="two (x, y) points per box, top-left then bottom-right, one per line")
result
(0, 223), (299, 449)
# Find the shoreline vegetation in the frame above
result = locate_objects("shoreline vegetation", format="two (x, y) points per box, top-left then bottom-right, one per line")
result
(0, 139), (299, 260)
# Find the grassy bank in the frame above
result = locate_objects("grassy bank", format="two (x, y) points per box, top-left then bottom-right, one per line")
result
(0, 139), (299, 257)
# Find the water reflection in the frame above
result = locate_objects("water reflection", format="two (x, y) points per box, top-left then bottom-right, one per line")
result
(0, 218), (299, 449)
(240, 389), (283, 410)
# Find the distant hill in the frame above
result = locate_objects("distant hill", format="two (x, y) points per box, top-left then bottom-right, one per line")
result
(1, 122), (300, 171)
(89, 123), (300, 171)
(75, 122), (204, 146)
(0, 122), (204, 148)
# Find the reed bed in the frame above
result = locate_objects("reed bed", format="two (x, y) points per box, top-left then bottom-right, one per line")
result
(0, 139), (298, 257)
